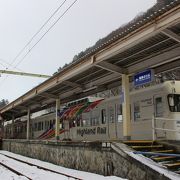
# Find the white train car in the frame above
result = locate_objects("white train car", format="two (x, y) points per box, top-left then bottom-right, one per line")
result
(130, 80), (180, 140)
(62, 81), (180, 141)
(5, 81), (180, 141)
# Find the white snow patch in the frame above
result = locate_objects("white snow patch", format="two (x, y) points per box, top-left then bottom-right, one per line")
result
(0, 151), (126, 180)
(127, 151), (180, 180)
(0, 165), (28, 180)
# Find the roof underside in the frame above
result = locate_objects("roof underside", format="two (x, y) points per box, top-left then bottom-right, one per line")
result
(1, 0), (180, 120)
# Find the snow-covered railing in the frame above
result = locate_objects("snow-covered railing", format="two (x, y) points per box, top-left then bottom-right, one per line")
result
(152, 116), (180, 141)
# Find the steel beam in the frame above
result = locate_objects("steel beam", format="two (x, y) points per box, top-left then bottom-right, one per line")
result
(62, 80), (83, 89)
(10, 109), (19, 113)
(85, 73), (121, 87)
(16, 105), (28, 110)
(155, 59), (180, 74)
(59, 87), (82, 99)
(27, 100), (41, 106)
(11, 114), (15, 139)
(38, 92), (58, 100)
(95, 7), (180, 63)
(26, 108), (30, 140)
(128, 46), (180, 74)
(63, 86), (107, 103)
(95, 61), (127, 74)
(162, 29), (180, 43)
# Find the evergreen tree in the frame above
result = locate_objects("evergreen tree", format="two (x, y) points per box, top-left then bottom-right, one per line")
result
(0, 99), (9, 109)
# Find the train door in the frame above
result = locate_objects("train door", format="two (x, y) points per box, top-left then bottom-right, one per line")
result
(153, 95), (166, 139)
(108, 102), (116, 140)
(63, 120), (70, 139)
(116, 103), (123, 139)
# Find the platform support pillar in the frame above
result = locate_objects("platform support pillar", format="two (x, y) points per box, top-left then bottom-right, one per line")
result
(0, 115), (4, 139)
(27, 108), (30, 140)
(55, 99), (60, 140)
(122, 74), (131, 140)
(11, 114), (15, 138)
(2, 119), (4, 139)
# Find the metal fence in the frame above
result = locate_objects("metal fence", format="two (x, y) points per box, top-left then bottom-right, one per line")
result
(152, 116), (180, 141)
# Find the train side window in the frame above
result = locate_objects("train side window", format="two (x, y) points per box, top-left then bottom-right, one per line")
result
(83, 118), (91, 126)
(38, 122), (41, 131)
(109, 106), (115, 123)
(134, 101), (140, 121)
(155, 97), (163, 117)
(35, 123), (38, 131)
(41, 122), (43, 130)
(101, 109), (106, 124)
(76, 115), (81, 127)
(20, 125), (23, 133)
(17, 126), (19, 133)
(117, 104), (123, 122)
(24, 124), (27, 132)
(50, 120), (53, 129)
(45, 121), (47, 129)
(33, 123), (35, 131)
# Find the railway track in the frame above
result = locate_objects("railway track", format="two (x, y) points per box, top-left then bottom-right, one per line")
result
(0, 152), (82, 180)
(0, 161), (31, 179)
(124, 140), (180, 174)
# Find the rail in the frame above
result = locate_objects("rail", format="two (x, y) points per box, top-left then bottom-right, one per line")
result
(0, 161), (32, 180)
(152, 116), (180, 141)
(0, 152), (82, 180)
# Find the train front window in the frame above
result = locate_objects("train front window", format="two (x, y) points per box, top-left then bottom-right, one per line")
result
(168, 94), (180, 112)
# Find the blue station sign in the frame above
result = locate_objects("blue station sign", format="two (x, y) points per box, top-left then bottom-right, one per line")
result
(134, 69), (154, 86)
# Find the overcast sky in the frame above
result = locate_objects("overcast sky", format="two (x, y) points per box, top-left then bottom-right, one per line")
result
(0, 0), (156, 102)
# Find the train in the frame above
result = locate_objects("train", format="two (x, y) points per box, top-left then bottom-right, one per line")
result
(4, 80), (180, 141)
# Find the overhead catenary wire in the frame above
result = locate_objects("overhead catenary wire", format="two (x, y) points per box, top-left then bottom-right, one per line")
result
(0, 62), (8, 69)
(14, 0), (78, 68)
(0, 59), (23, 85)
(0, 0), (78, 86)
(8, 0), (67, 68)
(0, 0), (68, 86)
(0, 0), (68, 85)
(0, 59), (22, 71)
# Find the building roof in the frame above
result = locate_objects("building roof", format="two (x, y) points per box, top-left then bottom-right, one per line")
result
(57, 0), (179, 72)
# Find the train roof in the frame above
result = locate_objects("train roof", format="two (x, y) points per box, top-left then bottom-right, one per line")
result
(131, 80), (180, 95)
(67, 96), (103, 107)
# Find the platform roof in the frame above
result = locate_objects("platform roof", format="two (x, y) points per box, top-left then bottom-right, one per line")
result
(1, 0), (180, 119)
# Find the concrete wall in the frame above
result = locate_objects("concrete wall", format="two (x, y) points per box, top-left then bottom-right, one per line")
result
(2, 139), (170, 180)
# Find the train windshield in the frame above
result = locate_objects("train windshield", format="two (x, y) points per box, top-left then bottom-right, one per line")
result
(168, 94), (180, 112)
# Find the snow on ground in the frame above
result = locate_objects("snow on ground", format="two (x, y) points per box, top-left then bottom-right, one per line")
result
(0, 165), (27, 180)
(127, 151), (180, 180)
(0, 153), (70, 180)
(0, 150), (126, 180)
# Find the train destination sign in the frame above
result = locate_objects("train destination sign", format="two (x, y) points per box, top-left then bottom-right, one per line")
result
(134, 69), (154, 86)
